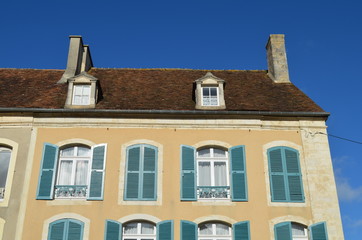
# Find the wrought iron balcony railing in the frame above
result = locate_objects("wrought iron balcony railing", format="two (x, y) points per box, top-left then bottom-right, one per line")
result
(197, 186), (230, 199)
(0, 187), (5, 199)
(54, 185), (87, 198)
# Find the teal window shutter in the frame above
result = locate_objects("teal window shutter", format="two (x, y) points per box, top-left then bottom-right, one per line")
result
(230, 145), (247, 201)
(124, 144), (158, 200)
(180, 220), (197, 240)
(274, 222), (292, 240)
(67, 219), (84, 240)
(310, 222), (328, 240)
(37, 143), (59, 200)
(180, 145), (196, 201)
(157, 220), (173, 240)
(105, 220), (122, 240)
(48, 219), (84, 240)
(268, 147), (304, 202)
(49, 220), (66, 240)
(88, 144), (107, 200)
(233, 221), (250, 240)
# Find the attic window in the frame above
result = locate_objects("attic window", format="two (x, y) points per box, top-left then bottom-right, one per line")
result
(72, 85), (91, 105)
(202, 87), (219, 106)
(64, 72), (98, 109)
(195, 72), (225, 110)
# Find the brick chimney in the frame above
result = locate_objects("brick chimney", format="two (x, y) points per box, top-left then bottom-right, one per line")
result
(266, 34), (290, 83)
(58, 36), (93, 83)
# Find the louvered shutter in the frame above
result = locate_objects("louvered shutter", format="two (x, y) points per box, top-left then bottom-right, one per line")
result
(285, 148), (304, 202)
(274, 222), (292, 240)
(157, 220), (173, 240)
(49, 220), (65, 240)
(230, 146), (247, 201)
(105, 220), (122, 240)
(88, 144), (107, 200)
(233, 221), (250, 240)
(125, 146), (141, 199)
(67, 220), (83, 240)
(269, 148), (287, 201)
(181, 145), (196, 201)
(37, 143), (58, 200)
(180, 220), (197, 240)
(142, 145), (157, 200)
(310, 222), (328, 240)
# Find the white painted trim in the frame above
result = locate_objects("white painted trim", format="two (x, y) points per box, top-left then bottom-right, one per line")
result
(118, 214), (161, 224)
(119, 139), (163, 205)
(41, 213), (90, 240)
(262, 140), (310, 207)
(269, 215), (311, 240)
(0, 138), (19, 207)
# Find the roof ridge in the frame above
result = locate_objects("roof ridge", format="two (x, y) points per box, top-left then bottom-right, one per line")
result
(90, 67), (267, 72)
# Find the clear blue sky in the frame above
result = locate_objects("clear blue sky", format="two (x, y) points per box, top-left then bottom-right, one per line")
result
(1, 1), (361, 239)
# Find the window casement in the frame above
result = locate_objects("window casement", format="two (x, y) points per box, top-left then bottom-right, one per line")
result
(197, 147), (230, 199)
(180, 220), (250, 240)
(104, 220), (173, 240)
(274, 222), (328, 240)
(268, 147), (304, 202)
(0, 147), (11, 201)
(72, 85), (91, 105)
(36, 143), (107, 200)
(64, 72), (98, 108)
(48, 218), (84, 240)
(181, 145), (247, 201)
(124, 144), (158, 201)
(195, 72), (226, 110)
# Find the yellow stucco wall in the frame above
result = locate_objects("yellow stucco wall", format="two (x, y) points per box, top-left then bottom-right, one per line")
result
(19, 118), (343, 240)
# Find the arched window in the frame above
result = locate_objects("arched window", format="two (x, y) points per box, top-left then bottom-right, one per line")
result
(123, 221), (156, 240)
(55, 145), (91, 198)
(0, 147), (11, 200)
(198, 222), (231, 240)
(36, 143), (107, 200)
(275, 222), (309, 240)
(197, 147), (229, 199)
(48, 218), (84, 240)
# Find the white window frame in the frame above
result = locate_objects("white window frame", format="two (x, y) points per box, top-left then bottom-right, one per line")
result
(291, 222), (308, 240)
(123, 221), (156, 240)
(72, 85), (91, 105)
(55, 145), (91, 199)
(198, 222), (231, 240)
(0, 147), (11, 201)
(196, 147), (230, 199)
(201, 86), (219, 106)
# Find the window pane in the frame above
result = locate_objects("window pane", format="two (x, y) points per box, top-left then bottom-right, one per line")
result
(141, 222), (154, 234)
(292, 223), (307, 236)
(215, 223), (229, 235)
(81, 95), (90, 105)
(199, 223), (213, 235)
(213, 149), (226, 157)
(124, 222), (138, 234)
(82, 85), (90, 95)
(61, 147), (75, 157)
(58, 160), (73, 185)
(214, 162), (227, 186)
(210, 88), (217, 96)
(198, 162), (211, 186)
(0, 149), (11, 188)
(74, 86), (82, 95)
(77, 147), (90, 157)
(210, 96), (218, 106)
(203, 88), (210, 96)
(75, 160), (88, 185)
(198, 149), (211, 157)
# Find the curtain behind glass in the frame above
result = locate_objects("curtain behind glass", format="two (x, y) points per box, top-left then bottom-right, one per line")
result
(0, 150), (11, 188)
(75, 160), (89, 185)
(215, 223), (229, 235)
(214, 162), (227, 186)
(58, 160), (72, 185)
(141, 222), (155, 234)
(199, 223), (213, 235)
(198, 162), (211, 186)
(124, 222), (138, 234)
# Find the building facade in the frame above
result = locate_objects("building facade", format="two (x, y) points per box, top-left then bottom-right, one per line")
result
(0, 35), (344, 239)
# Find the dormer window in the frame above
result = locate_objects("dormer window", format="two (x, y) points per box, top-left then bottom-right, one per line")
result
(195, 72), (226, 110)
(64, 72), (98, 108)
(73, 85), (91, 105)
(202, 87), (219, 106)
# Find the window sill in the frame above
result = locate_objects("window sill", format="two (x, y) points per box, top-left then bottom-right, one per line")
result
(46, 199), (93, 206)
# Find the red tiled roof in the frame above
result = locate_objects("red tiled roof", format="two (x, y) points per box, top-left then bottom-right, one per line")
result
(0, 68), (325, 113)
